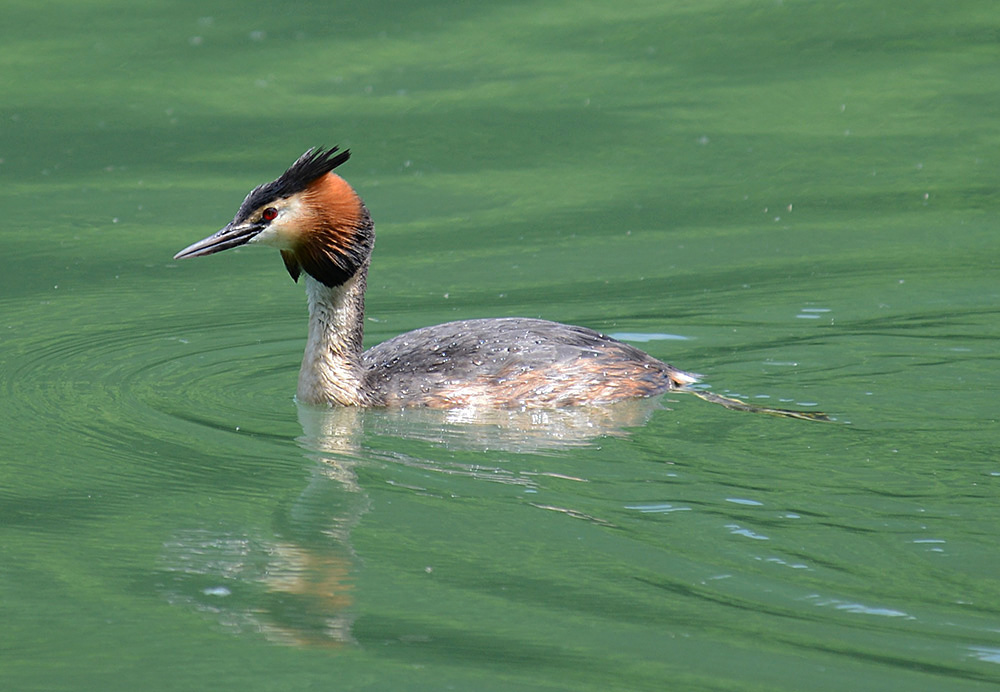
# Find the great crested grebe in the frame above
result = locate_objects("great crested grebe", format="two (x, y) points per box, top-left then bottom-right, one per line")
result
(174, 147), (826, 418)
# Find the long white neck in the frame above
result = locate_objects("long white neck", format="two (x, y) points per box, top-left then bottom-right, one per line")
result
(296, 265), (370, 406)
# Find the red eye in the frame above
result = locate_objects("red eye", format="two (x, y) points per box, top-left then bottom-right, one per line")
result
(261, 207), (278, 222)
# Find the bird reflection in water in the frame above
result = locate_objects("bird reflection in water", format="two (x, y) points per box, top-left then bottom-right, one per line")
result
(158, 396), (676, 646)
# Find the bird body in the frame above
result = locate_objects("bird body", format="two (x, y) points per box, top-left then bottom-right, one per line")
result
(174, 147), (699, 409)
(361, 316), (697, 408)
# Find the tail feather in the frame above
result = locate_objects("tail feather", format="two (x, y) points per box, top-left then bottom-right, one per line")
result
(668, 367), (702, 388)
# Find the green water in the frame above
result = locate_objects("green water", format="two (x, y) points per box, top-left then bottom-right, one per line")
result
(3, 1), (999, 689)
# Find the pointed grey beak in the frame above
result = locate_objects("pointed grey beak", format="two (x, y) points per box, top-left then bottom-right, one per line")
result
(173, 221), (265, 259)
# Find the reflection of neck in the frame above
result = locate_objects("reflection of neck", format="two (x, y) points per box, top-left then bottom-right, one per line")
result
(297, 265), (370, 406)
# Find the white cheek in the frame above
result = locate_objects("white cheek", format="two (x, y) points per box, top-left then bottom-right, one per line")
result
(248, 197), (306, 249)
(249, 224), (288, 248)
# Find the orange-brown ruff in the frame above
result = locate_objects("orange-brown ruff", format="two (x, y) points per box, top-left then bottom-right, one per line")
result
(173, 147), (701, 409)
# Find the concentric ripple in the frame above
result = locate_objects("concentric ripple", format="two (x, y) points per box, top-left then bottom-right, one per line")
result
(2, 296), (304, 494)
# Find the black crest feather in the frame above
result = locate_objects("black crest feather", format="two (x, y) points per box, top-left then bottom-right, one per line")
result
(234, 147), (351, 223)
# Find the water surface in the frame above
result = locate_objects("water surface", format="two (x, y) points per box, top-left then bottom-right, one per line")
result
(2, 1), (999, 690)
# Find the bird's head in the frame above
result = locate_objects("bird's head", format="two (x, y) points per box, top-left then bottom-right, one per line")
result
(174, 147), (374, 287)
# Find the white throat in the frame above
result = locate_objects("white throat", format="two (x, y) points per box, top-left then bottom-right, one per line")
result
(296, 268), (369, 406)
